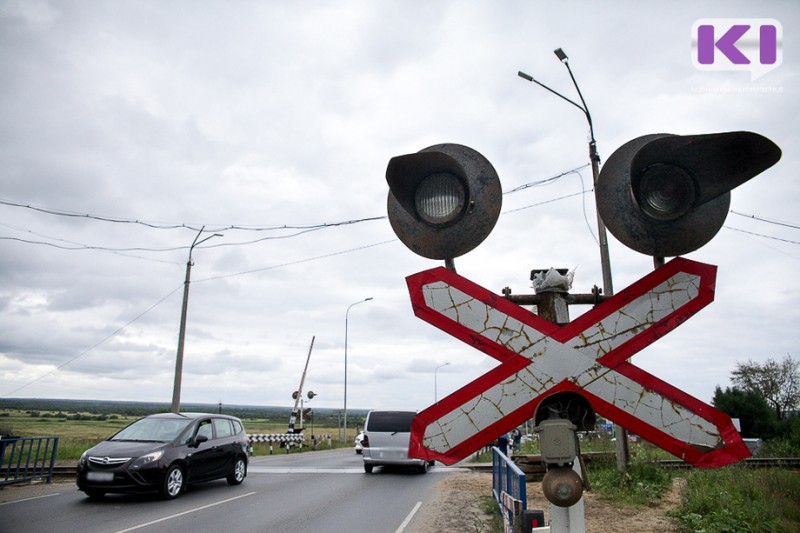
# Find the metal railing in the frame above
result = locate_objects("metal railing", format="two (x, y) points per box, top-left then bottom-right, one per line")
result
(0, 437), (60, 485)
(492, 446), (527, 530)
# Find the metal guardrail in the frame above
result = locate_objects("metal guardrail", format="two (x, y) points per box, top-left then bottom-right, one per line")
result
(492, 446), (527, 530)
(0, 436), (60, 485)
(492, 447), (527, 503)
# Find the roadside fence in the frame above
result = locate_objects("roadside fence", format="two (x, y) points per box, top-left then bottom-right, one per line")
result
(0, 436), (59, 485)
(492, 446), (527, 531)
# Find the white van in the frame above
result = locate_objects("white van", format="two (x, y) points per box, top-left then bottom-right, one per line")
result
(361, 410), (429, 474)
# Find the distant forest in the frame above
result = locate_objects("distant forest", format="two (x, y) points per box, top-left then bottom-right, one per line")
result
(0, 398), (368, 425)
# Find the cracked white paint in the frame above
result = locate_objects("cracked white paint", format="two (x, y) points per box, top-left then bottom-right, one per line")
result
(420, 271), (722, 454)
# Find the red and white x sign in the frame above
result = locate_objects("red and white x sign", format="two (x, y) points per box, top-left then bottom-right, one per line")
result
(407, 257), (750, 468)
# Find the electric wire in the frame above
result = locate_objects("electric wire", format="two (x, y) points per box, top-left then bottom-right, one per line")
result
(0, 165), (593, 255)
(724, 226), (800, 245)
(730, 210), (800, 231)
(3, 166), (796, 396)
(2, 238), (399, 396)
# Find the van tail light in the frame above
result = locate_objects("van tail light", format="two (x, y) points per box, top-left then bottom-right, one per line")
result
(362, 435), (370, 448)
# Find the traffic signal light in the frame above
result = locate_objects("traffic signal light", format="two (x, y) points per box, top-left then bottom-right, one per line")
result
(386, 143), (502, 261)
(596, 131), (781, 257)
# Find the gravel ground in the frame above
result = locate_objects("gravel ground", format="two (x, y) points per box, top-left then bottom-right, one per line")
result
(412, 470), (683, 532)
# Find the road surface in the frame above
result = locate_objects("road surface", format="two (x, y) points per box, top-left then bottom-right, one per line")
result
(0, 448), (462, 533)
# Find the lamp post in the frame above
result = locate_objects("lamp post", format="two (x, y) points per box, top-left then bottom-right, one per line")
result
(518, 48), (613, 296)
(170, 227), (223, 413)
(434, 362), (450, 403)
(343, 297), (373, 443)
(519, 49), (629, 470)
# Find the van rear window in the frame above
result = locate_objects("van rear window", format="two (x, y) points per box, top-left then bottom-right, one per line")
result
(366, 411), (416, 432)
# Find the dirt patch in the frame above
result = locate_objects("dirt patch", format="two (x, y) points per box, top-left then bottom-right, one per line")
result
(413, 471), (684, 532)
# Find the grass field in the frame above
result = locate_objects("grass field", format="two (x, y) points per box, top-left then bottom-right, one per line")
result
(0, 410), (358, 460)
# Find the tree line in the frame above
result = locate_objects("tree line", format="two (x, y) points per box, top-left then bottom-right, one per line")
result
(713, 354), (799, 452)
(0, 398), (367, 424)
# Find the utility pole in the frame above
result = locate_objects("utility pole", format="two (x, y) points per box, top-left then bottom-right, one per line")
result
(170, 227), (223, 413)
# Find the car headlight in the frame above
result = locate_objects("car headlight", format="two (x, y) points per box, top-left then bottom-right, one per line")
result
(130, 450), (164, 470)
(79, 451), (88, 466)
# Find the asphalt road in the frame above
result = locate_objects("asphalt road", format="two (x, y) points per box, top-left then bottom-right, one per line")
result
(0, 448), (460, 533)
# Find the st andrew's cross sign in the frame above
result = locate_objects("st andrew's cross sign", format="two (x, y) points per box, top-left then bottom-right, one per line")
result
(406, 257), (750, 468)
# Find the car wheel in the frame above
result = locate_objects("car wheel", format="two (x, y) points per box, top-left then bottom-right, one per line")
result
(419, 461), (428, 474)
(364, 463), (373, 473)
(161, 464), (185, 500)
(227, 457), (247, 485)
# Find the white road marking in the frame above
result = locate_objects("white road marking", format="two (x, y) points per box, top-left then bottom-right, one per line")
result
(247, 466), (464, 474)
(0, 492), (61, 506)
(395, 501), (423, 533)
(112, 491), (256, 533)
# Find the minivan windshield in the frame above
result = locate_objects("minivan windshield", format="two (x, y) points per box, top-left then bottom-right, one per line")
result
(111, 417), (193, 442)
(366, 411), (416, 432)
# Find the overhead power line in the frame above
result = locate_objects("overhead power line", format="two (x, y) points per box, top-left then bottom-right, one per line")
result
(1, 238), (398, 397)
(724, 226), (800, 245)
(0, 196), (388, 234)
(0, 163), (588, 234)
(730, 210), (800, 231)
(503, 163), (590, 194)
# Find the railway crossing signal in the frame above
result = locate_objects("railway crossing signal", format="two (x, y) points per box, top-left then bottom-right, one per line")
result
(386, 143), (502, 262)
(386, 131), (780, 473)
(405, 258), (750, 468)
(596, 131), (781, 257)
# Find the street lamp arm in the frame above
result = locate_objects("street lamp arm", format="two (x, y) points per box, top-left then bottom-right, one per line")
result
(518, 71), (587, 117)
(517, 70), (595, 148)
(188, 226), (224, 264)
(562, 62), (596, 145)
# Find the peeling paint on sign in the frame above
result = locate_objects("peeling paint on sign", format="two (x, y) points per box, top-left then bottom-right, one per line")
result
(407, 257), (750, 468)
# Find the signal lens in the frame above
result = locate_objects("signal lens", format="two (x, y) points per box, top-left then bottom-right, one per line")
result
(637, 164), (696, 221)
(414, 173), (467, 226)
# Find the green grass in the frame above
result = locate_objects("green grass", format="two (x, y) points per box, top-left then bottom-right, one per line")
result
(590, 458), (672, 505)
(478, 494), (505, 533)
(669, 467), (800, 532)
(1, 410), (354, 460)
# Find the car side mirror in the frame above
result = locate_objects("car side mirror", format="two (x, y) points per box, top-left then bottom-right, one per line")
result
(191, 434), (209, 448)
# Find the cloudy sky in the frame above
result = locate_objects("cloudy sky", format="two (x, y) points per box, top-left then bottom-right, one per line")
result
(1, 1), (797, 421)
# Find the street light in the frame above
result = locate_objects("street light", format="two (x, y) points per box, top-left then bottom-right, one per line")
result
(343, 297), (373, 443)
(170, 226), (223, 413)
(520, 49), (628, 469)
(434, 362), (450, 403)
(518, 48), (613, 296)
